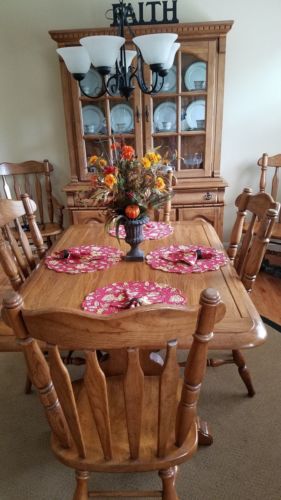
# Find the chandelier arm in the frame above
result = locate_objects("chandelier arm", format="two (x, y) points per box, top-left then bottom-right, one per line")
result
(129, 49), (165, 95)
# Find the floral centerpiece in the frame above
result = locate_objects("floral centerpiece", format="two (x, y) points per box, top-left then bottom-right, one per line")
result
(88, 140), (174, 261)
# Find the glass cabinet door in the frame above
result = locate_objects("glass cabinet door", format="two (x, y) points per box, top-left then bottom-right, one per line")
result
(143, 40), (217, 179)
(79, 66), (143, 178)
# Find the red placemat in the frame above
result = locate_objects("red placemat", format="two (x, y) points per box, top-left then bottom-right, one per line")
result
(82, 281), (186, 315)
(108, 221), (173, 240)
(146, 244), (228, 274)
(45, 245), (123, 274)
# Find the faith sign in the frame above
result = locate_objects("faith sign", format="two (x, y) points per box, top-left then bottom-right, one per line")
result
(111, 1), (179, 26)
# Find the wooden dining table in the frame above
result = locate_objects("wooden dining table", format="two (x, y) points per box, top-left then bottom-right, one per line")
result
(18, 218), (267, 443)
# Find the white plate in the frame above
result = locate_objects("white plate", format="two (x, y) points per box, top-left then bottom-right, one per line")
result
(153, 102), (177, 132)
(82, 105), (105, 134)
(185, 100), (205, 129)
(80, 68), (103, 96)
(184, 62), (207, 91)
(153, 65), (177, 93)
(110, 104), (134, 133)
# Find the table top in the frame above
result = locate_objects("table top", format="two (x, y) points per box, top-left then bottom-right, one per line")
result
(21, 220), (266, 350)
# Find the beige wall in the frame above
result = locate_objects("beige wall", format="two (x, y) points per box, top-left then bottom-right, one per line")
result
(1, 0), (281, 238)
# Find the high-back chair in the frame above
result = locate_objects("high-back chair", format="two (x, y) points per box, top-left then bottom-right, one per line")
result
(0, 195), (46, 289)
(0, 159), (64, 246)
(154, 169), (176, 223)
(0, 195), (47, 392)
(257, 153), (281, 239)
(209, 188), (279, 397)
(3, 288), (225, 499)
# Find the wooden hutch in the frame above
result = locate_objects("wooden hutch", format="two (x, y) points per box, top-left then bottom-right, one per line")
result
(49, 20), (233, 238)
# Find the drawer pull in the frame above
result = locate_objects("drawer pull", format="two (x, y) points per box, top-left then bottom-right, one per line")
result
(204, 192), (213, 201)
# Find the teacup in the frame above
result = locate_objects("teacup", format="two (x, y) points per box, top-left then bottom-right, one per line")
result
(116, 122), (126, 132)
(84, 124), (95, 134)
(196, 119), (205, 129)
(194, 80), (205, 90)
(160, 121), (172, 131)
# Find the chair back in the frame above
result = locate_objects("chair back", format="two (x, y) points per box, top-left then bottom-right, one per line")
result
(0, 159), (62, 228)
(154, 169), (176, 222)
(0, 195), (46, 290)
(3, 288), (225, 466)
(258, 153), (281, 222)
(227, 188), (280, 291)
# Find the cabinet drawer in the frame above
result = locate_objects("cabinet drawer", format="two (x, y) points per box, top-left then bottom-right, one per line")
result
(72, 210), (106, 225)
(174, 191), (218, 205)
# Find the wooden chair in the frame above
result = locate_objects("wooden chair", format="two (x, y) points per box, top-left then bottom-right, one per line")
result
(209, 188), (280, 397)
(154, 169), (177, 222)
(3, 288), (225, 499)
(257, 153), (281, 240)
(0, 194), (47, 392)
(0, 159), (64, 246)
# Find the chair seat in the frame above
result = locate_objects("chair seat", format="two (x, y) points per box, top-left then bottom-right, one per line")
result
(38, 222), (63, 238)
(243, 220), (281, 240)
(51, 375), (198, 473)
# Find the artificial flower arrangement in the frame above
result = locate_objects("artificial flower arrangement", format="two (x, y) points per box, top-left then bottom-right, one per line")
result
(88, 140), (174, 235)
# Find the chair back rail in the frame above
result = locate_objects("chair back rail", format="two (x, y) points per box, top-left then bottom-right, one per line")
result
(0, 159), (61, 229)
(0, 195), (46, 289)
(258, 153), (281, 222)
(227, 188), (280, 291)
(154, 170), (176, 223)
(3, 288), (225, 464)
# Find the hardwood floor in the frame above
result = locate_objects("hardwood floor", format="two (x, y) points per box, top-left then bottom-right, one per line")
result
(251, 271), (281, 325)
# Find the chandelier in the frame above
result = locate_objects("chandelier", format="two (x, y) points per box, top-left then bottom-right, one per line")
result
(56, 0), (180, 99)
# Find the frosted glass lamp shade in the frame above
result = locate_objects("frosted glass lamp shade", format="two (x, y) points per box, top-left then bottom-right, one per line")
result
(120, 50), (137, 72)
(133, 34), (177, 65)
(56, 47), (91, 75)
(163, 43), (180, 70)
(80, 36), (125, 69)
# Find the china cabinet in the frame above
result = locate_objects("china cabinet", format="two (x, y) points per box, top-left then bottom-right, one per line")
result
(49, 20), (233, 237)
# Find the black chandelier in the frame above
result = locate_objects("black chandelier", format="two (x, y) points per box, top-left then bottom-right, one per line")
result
(56, 1), (180, 99)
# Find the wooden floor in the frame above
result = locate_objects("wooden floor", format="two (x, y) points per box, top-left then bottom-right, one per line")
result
(0, 266), (280, 324)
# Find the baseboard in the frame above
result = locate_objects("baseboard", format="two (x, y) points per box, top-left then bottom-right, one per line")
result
(261, 316), (281, 333)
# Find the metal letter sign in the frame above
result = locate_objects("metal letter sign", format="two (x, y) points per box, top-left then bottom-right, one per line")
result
(111, 1), (179, 26)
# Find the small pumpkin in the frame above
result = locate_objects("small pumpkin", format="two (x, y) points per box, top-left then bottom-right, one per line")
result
(124, 204), (140, 219)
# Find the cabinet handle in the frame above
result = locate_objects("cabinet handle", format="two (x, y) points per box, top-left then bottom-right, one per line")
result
(204, 192), (213, 201)
(135, 106), (140, 123)
(145, 105), (150, 122)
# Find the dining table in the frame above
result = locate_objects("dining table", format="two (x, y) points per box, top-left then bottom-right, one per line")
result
(18, 218), (267, 444)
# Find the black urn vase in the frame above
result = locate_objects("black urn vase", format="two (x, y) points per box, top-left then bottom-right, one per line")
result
(123, 215), (149, 262)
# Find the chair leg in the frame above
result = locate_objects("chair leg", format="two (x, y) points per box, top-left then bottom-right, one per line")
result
(232, 349), (255, 397)
(73, 470), (89, 500)
(159, 466), (179, 500)
(24, 374), (32, 394)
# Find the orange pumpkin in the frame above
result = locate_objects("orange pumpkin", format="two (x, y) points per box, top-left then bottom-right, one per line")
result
(125, 204), (140, 219)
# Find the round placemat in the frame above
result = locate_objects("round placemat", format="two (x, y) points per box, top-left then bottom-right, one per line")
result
(109, 221), (173, 240)
(146, 244), (228, 274)
(82, 280), (187, 315)
(45, 245), (123, 274)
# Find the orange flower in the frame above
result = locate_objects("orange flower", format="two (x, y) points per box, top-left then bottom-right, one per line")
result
(99, 159), (107, 167)
(88, 155), (98, 165)
(121, 145), (135, 160)
(104, 174), (117, 189)
(155, 176), (165, 191)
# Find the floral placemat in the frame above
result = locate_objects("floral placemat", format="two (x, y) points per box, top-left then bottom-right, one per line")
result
(108, 221), (173, 240)
(45, 245), (123, 274)
(146, 244), (228, 274)
(82, 280), (186, 315)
